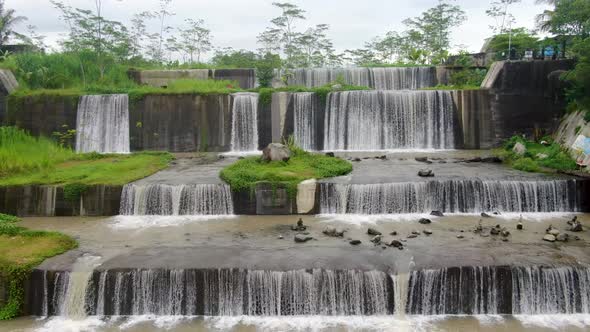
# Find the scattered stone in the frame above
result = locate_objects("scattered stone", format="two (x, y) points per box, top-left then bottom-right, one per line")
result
(377, 155), (387, 160)
(325, 152), (335, 157)
(456, 234), (465, 239)
(423, 229), (433, 235)
(501, 229), (510, 237)
(418, 218), (432, 225)
(481, 233), (490, 238)
(430, 210), (444, 217)
(540, 140), (550, 146)
(353, 157), (362, 162)
(390, 231), (398, 236)
(323, 226), (345, 237)
(466, 157), (482, 163)
(517, 222), (523, 230)
(569, 220), (583, 232)
(294, 234), (313, 243)
(407, 234), (418, 239)
(278, 235), (284, 239)
(291, 218), (307, 231)
(574, 236), (581, 241)
(493, 211), (501, 215)
(371, 235), (382, 244)
(567, 216), (578, 225)
(502, 238), (509, 242)
(536, 153), (548, 160)
(490, 226), (500, 235)
(548, 229), (560, 236)
(481, 212), (492, 218)
(474, 220), (484, 233)
(389, 240), (403, 248)
(418, 169), (434, 177)
(543, 234), (556, 242)
(262, 143), (291, 162)
(367, 227), (382, 236)
(556, 233), (569, 242)
(415, 157), (432, 164)
(411, 230), (420, 235)
(362, 157), (370, 160)
(512, 142), (527, 156)
(349, 239), (362, 245)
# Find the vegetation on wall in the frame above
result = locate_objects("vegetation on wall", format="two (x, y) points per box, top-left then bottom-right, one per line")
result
(0, 127), (173, 186)
(495, 136), (578, 173)
(0, 213), (77, 320)
(220, 145), (352, 197)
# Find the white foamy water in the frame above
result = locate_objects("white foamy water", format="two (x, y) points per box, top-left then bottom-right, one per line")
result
(109, 215), (236, 229)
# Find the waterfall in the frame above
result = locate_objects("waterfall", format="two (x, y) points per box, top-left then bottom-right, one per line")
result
(293, 92), (317, 150)
(119, 183), (234, 215)
(323, 90), (456, 151)
(512, 266), (590, 314)
(75, 94), (130, 154)
(230, 92), (259, 151)
(287, 67), (436, 89)
(319, 179), (579, 214)
(30, 266), (590, 317)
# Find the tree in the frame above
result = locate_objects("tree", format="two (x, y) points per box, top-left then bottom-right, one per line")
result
(343, 48), (377, 66)
(15, 25), (47, 50)
(258, 2), (305, 68)
(177, 18), (212, 64)
(486, 0), (522, 34)
(293, 24), (338, 67)
(152, 0), (175, 63)
(128, 11), (154, 59)
(0, 0), (27, 46)
(403, 0), (466, 64)
(488, 27), (540, 59)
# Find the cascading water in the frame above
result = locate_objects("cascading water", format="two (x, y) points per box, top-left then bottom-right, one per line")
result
(119, 183), (234, 215)
(287, 67), (436, 89)
(230, 92), (259, 152)
(75, 94), (130, 153)
(319, 179), (579, 214)
(293, 92), (318, 150)
(323, 90), (456, 151)
(30, 265), (590, 317)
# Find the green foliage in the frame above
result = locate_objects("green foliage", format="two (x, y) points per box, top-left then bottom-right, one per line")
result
(488, 28), (540, 60)
(585, 110), (590, 123)
(495, 136), (578, 173)
(255, 83), (371, 106)
(52, 124), (76, 147)
(0, 126), (76, 177)
(220, 149), (352, 198)
(0, 126), (173, 186)
(0, 213), (77, 320)
(63, 183), (88, 202)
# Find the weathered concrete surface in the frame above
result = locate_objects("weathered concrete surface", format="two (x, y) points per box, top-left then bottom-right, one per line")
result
(23, 213), (590, 272)
(452, 90), (493, 149)
(130, 94), (232, 152)
(0, 69), (18, 95)
(297, 178), (317, 214)
(212, 68), (256, 89)
(3, 95), (79, 146)
(555, 110), (590, 171)
(0, 185), (122, 217)
(255, 182), (294, 215)
(128, 69), (209, 88)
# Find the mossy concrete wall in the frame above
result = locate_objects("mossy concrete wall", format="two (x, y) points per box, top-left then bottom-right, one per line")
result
(0, 185), (122, 217)
(128, 68), (257, 89)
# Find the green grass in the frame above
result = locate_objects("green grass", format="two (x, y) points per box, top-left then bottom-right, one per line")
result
(495, 136), (578, 173)
(0, 127), (173, 186)
(220, 148), (352, 197)
(255, 84), (371, 106)
(0, 213), (77, 320)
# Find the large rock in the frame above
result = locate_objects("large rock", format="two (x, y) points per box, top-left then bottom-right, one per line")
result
(512, 142), (526, 156)
(418, 169), (434, 177)
(294, 234), (313, 243)
(262, 143), (291, 162)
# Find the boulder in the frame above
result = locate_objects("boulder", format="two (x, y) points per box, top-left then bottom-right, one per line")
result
(325, 152), (335, 157)
(367, 227), (382, 236)
(349, 239), (362, 245)
(418, 218), (432, 225)
(481, 212), (492, 218)
(548, 229), (560, 236)
(423, 229), (433, 235)
(556, 233), (569, 242)
(323, 226), (345, 237)
(430, 210), (444, 217)
(543, 234), (556, 242)
(415, 157), (432, 164)
(456, 234), (465, 239)
(294, 234), (313, 243)
(512, 142), (526, 156)
(389, 240), (403, 248)
(407, 234), (418, 239)
(418, 169), (434, 177)
(370, 235), (382, 244)
(570, 221), (583, 232)
(517, 222), (523, 230)
(262, 143), (291, 162)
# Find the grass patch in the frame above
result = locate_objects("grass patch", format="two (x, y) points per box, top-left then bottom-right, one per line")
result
(0, 213), (77, 320)
(0, 127), (173, 186)
(494, 136), (578, 173)
(255, 84), (371, 106)
(220, 147), (352, 197)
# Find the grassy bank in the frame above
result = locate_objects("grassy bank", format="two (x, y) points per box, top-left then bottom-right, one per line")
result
(495, 136), (577, 173)
(0, 213), (77, 320)
(0, 127), (173, 186)
(220, 146), (352, 196)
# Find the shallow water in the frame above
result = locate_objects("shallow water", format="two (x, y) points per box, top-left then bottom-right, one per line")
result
(2, 314), (590, 332)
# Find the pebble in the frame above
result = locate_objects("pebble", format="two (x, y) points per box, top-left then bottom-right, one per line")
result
(543, 234), (556, 242)
(349, 239), (362, 245)
(456, 234), (465, 239)
(423, 229), (433, 235)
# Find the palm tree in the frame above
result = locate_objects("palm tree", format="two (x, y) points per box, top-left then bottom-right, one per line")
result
(0, 0), (27, 46)
(535, 0), (558, 32)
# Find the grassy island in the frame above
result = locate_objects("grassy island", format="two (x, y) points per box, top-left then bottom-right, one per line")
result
(0, 213), (77, 320)
(220, 147), (352, 196)
(495, 136), (578, 173)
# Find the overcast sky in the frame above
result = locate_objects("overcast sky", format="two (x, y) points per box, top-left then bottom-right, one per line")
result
(7, 0), (551, 59)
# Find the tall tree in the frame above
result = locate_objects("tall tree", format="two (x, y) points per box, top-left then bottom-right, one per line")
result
(258, 2), (306, 67)
(486, 0), (522, 34)
(0, 0), (27, 46)
(177, 18), (212, 64)
(403, 0), (466, 64)
(153, 0), (175, 63)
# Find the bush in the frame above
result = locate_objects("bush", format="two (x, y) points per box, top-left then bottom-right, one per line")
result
(512, 157), (540, 172)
